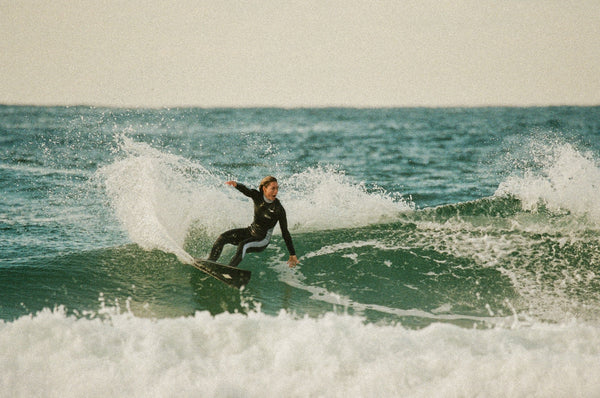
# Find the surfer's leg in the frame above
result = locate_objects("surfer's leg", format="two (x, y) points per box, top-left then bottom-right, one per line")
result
(208, 228), (251, 261)
(229, 235), (270, 267)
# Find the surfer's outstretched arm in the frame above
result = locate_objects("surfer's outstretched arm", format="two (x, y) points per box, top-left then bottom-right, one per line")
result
(226, 181), (258, 199)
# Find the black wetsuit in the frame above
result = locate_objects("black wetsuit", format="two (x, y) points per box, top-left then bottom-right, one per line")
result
(208, 183), (296, 267)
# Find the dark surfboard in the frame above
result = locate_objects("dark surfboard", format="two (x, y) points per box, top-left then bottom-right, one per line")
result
(192, 258), (251, 289)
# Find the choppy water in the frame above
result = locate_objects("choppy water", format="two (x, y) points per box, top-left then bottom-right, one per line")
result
(1, 105), (600, 396)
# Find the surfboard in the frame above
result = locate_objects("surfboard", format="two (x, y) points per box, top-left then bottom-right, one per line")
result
(191, 258), (251, 289)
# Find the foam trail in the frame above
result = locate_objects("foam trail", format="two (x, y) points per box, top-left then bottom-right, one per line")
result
(280, 241), (520, 326)
(273, 260), (517, 326)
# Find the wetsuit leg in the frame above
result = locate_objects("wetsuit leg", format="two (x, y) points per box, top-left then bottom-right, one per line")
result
(228, 232), (272, 267)
(208, 228), (252, 261)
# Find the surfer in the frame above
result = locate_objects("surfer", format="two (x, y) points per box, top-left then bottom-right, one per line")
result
(208, 176), (299, 268)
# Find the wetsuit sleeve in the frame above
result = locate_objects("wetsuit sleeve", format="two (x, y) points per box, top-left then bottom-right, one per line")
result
(278, 206), (296, 256)
(235, 183), (261, 200)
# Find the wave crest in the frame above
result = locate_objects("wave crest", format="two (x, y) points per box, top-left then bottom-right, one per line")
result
(496, 141), (600, 224)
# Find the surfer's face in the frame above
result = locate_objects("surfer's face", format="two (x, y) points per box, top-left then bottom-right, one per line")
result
(263, 181), (278, 201)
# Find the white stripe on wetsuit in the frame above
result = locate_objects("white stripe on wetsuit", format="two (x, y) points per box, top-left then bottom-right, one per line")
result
(241, 228), (273, 259)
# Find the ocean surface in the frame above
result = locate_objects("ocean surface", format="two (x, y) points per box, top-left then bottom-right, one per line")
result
(1, 105), (600, 397)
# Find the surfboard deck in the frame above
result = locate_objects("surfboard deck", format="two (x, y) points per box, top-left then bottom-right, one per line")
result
(191, 258), (251, 289)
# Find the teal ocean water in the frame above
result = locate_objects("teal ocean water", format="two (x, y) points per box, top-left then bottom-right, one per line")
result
(2, 105), (600, 396)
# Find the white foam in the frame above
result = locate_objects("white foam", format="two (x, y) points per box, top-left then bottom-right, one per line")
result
(284, 166), (414, 231)
(496, 141), (600, 225)
(1, 307), (599, 398)
(97, 136), (247, 263)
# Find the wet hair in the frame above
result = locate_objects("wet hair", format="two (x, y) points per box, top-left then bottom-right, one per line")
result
(259, 176), (278, 192)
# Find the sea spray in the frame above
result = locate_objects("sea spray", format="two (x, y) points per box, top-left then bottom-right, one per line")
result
(97, 135), (246, 263)
(496, 140), (600, 224)
(98, 138), (415, 262)
(284, 165), (414, 231)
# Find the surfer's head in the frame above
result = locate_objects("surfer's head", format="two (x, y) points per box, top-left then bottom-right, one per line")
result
(259, 176), (278, 201)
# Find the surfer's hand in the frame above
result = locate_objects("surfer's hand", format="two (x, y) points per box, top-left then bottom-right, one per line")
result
(288, 255), (299, 268)
(225, 180), (237, 187)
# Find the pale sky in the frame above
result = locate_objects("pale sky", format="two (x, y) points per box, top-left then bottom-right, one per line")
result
(1, 0), (599, 108)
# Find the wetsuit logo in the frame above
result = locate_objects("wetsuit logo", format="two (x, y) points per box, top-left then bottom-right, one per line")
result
(265, 208), (276, 220)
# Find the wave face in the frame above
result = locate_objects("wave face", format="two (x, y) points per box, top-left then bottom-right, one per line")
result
(2, 106), (600, 396)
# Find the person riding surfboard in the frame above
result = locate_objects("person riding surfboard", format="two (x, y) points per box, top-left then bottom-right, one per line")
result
(208, 176), (299, 268)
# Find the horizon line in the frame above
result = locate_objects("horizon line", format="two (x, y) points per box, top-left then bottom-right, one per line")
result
(2, 100), (599, 110)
